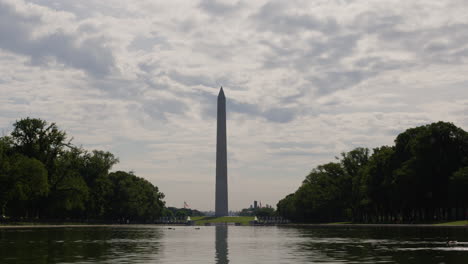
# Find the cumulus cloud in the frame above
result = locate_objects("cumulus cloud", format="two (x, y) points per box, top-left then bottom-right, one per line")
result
(198, 0), (244, 16)
(253, 0), (338, 34)
(1, 0), (468, 210)
(0, 0), (115, 77)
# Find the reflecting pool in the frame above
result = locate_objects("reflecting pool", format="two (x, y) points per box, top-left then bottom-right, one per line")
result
(1, 225), (468, 263)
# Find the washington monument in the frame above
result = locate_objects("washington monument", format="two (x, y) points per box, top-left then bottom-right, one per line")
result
(216, 87), (228, 216)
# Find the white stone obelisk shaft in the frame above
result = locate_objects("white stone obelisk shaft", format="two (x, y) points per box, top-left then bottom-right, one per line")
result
(215, 87), (228, 216)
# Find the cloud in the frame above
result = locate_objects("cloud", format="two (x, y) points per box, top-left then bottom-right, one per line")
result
(354, 11), (468, 66)
(0, 0), (115, 77)
(1, 0), (468, 211)
(129, 34), (171, 52)
(168, 70), (214, 88)
(263, 107), (296, 123)
(141, 98), (188, 121)
(310, 70), (371, 95)
(198, 0), (244, 16)
(253, 1), (338, 34)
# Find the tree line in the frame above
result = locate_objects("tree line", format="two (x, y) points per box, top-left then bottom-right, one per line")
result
(163, 207), (204, 218)
(277, 121), (468, 223)
(239, 206), (275, 217)
(0, 118), (165, 223)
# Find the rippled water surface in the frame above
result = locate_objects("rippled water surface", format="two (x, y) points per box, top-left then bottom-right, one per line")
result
(1, 225), (468, 263)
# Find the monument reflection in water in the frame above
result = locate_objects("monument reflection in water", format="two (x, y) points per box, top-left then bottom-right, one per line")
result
(2, 226), (468, 263)
(215, 226), (229, 264)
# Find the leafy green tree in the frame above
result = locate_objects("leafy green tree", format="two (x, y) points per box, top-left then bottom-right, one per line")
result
(42, 148), (88, 218)
(10, 118), (70, 172)
(255, 207), (275, 217)
(339, 148), (370, 219)
(1, 136), (49, 218)
(276, 193), (296, 220)
(80, 151), (118, 219)
(281, 162), (348, 222)
(0, 137), (13, 216)
(394, 122), (468, 220)
(449, 166), (468, 219)
(1, 118), (168, 222)
(107, 171), (165, 222)
(361, 146), (397, 222)
(175, 210), (188, 218)
(162, 208), (175, 217)
(7, 155), (48, 218)
(340, 148), (370, 177)
(166, 207), (204, 217)
(277, 122), (468, 223)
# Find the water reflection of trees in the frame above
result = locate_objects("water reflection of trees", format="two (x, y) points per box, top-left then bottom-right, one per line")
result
(215, 226), (229, 264)
(290, 226), (468, 264)
(0, 226), (163, 264)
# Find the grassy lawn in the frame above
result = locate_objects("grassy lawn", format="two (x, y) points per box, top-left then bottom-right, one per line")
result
(194, 216), (255, 226)
(433, 220), (468, 226)
(190, 216), (206, 221)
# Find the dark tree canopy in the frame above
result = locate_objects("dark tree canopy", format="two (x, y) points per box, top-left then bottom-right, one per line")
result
(164, 207), (204, 218)
(277, 122), (468, 223)
(0, 118), (166, 223)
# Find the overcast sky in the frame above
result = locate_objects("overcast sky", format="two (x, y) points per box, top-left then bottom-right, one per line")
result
(1, 0), (468, 211)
